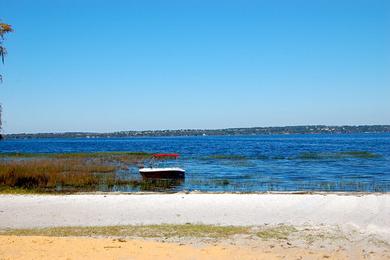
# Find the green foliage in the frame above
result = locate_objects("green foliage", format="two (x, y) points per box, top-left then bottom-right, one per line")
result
(0, 22), (13, 65)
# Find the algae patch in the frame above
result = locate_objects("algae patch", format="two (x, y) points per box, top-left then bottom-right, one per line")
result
(296, 151), (381, 160)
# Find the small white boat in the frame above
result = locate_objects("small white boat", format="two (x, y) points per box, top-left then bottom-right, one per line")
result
(139, 167), (185, 179)
(139, 154), (185, 179)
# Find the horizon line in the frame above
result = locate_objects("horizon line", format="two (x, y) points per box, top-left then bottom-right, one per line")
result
(4, 124), (390, 136)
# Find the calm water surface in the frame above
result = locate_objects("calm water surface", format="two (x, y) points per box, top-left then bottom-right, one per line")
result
(1, 134), (390, 192)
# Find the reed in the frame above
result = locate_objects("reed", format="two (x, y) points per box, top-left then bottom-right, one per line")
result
(0, 151), (151, 161)
(0, 152), (152, 191)
(0, 159), (114, 189)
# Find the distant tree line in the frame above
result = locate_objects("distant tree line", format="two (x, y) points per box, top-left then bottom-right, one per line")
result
(4, 125), (390, 139)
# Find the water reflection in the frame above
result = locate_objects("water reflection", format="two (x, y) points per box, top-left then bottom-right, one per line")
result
(139, 178), (184, 192)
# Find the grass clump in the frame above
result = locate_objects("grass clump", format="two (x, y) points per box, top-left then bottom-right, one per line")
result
(256, 225), (297, 240)
(0, 224), (251, 239)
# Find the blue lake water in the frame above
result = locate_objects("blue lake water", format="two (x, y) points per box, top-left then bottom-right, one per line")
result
(1, 133), (390, 192)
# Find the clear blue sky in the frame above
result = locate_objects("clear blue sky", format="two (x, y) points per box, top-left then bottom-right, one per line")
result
(1, 0), (389, 133)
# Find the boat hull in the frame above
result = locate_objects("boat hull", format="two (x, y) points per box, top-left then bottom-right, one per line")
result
(139, 168), (185, 179)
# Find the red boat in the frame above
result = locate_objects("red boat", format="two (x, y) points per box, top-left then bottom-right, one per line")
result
(139, 153), (185, 179)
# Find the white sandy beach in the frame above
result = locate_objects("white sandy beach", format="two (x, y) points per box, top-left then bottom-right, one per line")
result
(1, 193), (389, 238)
(1, 193), (390, 259)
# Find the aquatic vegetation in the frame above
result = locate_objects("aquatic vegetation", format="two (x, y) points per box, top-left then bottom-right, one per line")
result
(0, 159), (115, 189)
(271, 156), (286, 160)
(0, 152), (152, 192)
(338, 151), (382, 158)
(212, 179), (230, 186)
(250, 154), (269, 160)
(202, 154), (269, 161)
(296, 152), (323, 160)
(207, 154), (248, 160)
(296, 151), (381, 160)
(0, 152), (188, 193)
(0, 152), (152, 162)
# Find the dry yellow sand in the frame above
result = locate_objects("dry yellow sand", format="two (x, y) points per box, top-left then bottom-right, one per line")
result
(0, 235), (352, 260)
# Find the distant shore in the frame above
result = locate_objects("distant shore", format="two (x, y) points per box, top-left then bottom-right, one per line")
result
(4, 125), (390, 139)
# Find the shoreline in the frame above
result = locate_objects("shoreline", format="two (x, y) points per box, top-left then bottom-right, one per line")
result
(1, 193), (389, 234)
(2, 190), (390, 195)
(1, 193), (389, 259)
